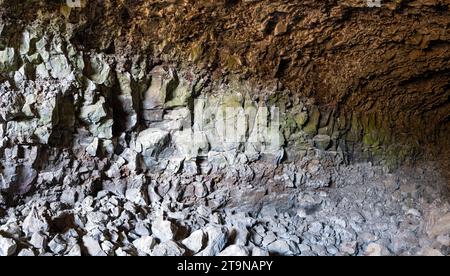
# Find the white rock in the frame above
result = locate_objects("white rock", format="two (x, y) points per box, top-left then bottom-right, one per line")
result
(135, 128), (169, 153)
(340, 241), (357, 255)
(133, 236), (156, 255)
(196, 226), (228, 256)
(30, 232), (47, 249)
(182, 229), (206, 254)
(419, 247), (444, 256)
(67, 244), (82, 256)
(48, 235), (66, 255)
(151, 241), (186, 256)
(151, 219), (178, 243)
(18, 249), (35, 256)
(365, 243), (390, 256)
(252, 247), (270, 256)
(0, 236), (17, 256)
(267, 240), (299, 256)
(22, 207), (49, 237)
(82, 236), (107, 256)
(218, 245), (249, 256)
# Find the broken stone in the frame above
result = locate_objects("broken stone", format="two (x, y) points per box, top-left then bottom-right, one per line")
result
(30, 232), (47, 249)
(18, 248), (35, 256)
(429, 213), (450, 237)
(182, 229), (206, 254)
(0, 236), (17, 256)
(196, 226), (228, 256)
(22, 207), (50, 237)
(267, 240), (299, 256)
(151, 219), (178, 243)
(135, 128), (170, 154)
(133, 236), (156, 255)
(151, 240), (186, 256)
(82, 236), (107, 256)
(142, 66), (177, 109)
(79, 97), (108, 125)
(48, 235), (67, 255)
(67, 244), (82, 256)
(313, 135), (331, 151)
(218, 245), (249, 256)
(364, 243), (390, 256)
(86, 138), (99, 157)
(252, 246), (270, 256)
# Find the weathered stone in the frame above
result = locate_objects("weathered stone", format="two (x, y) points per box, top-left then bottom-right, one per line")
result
(0, 236), (17, 256)
(30, 232), (47, 249)
(87, 54), (111, 85)
(364, 243), (390, 256)
(133, 236), (156, 255)
(22, 207), (50, 237)
(182, 229), (206, 254)
(142, 66), (172, 109)
(313, 135), (331, 151)
(136, 128), (170, 154)
(18, 249), (35, 256)
(252, 247), (270, 256)
(267, 240), (299, 256)
(151, 219), (178, 243)
(429, 213), (450, 237)
(151, 241), (186, 256)
(0, 47), (17, 72)
(82, 236), (107, 256)
(79, 97), (108, 125)
(303, 106), (320, 136)
(218, 245), (249, 256)
(196, 226), (228, 256)
(48, 54), (71, 79)
(48, 235), (67, 255)
(86, 138), (99, 157)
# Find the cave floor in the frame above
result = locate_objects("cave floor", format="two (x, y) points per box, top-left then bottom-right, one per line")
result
(0, 160), (449, 256)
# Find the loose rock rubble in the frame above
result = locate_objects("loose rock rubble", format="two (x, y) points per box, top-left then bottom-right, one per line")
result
(0, 159), (448, 256)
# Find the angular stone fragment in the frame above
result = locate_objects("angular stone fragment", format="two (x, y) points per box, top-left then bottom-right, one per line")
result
(135, 128), (170, 154)
(313, 134), (331, 150)
(182, 229), (206, 254)
(133, 236), (156, 255)
(22, 207), (50, 237)
(196, 226), (228, 256)
(151, 241), (186, 256)
(82, 236), (107, 256)
(0, 236), (17, 256)
(218, 245), (249, 256)
(151, 219), (178, 243)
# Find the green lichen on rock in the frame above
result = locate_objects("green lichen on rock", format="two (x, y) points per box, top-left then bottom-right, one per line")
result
(303, 106), (320, 136)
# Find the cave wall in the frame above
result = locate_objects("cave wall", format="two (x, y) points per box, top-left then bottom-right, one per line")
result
(1, 0), (449, 167)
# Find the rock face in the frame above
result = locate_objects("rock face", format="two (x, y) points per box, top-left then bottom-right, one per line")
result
(0, 0), (449, 257)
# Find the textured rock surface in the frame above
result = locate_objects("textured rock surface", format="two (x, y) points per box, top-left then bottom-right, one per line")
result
(0, 0), (449, 257)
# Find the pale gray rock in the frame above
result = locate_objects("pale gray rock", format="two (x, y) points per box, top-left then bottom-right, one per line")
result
(182, 229), (206, 254)
(82, 236), (107, 256)
(30, 232), (47, 249)
(218, 245), (249, 256)
(151, 219), (178, 243)
(22, 207), (50, 237)
(252, 246), (270, 256)
(48, 235), (67, 255)
(133, 236), (156, 255)
(18, 248), (35, 256)
(135, 128), (170, 154)
(0, 236), (17, 256)
(151, 241), (186, 256)
(196, 226), (228, 256)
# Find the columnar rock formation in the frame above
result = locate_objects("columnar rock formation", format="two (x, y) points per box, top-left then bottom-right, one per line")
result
(0, 0), (448, 256)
